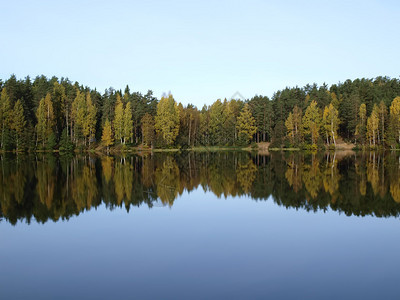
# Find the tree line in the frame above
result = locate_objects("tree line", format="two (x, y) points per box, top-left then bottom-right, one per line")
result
(1, 75), (400, 151)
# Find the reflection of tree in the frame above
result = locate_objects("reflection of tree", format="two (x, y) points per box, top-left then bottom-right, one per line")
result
(367, 152), (386, 197)
(4, 151), (400, 224)
(302, 156), (322, 199)
(155, 156), (179, 206)
(236, 159), (257, 193)
(206, 153), (237, 197)
(101, 156), (113, 184)
(322, 153), (340, 203)
(36, 159), (55, 209)
(71, 164), (98, 211)
(389, 153), (400, 203)
(0, 157), (29, 218)
(142, 154), (154, 188)
(114, 157), (133, 205)
(285, 155), (302, 193)
(355, 159), (367, 196)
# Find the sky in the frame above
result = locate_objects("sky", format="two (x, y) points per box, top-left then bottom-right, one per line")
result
(1, 0), (399, 107)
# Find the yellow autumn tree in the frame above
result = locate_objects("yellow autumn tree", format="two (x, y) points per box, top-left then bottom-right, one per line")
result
(367, 104), (380, 147)
(155, 94), (180, 146)
(388, 96), (400, 146)
(322, 103), (340, 147)
(236, 103), (257, 145)
(101, 119), (114, 153)
(123, 102), (133, 144)
(302, 100), (321, 146)
(114, 94), (124, 144)
(285, 105), (302, 145)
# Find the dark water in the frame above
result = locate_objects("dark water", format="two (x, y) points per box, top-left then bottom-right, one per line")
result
(1, 151), (400, 299)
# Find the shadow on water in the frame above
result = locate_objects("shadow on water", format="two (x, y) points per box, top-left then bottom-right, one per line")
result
(2, 151), (400, 224)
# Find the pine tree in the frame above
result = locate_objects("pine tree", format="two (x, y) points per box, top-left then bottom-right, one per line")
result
(101, 119), (114, 153)
(236, 103), (257, 145)
(249, 95), (273, 142)
(11, 99), (26, 151)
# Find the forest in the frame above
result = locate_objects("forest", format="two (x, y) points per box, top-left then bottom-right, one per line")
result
(1, 74), (400, 151)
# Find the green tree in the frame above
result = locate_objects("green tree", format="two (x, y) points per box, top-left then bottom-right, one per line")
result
(355, 103), (367, 145)
(71, 90), (86, 145)
(141, 113), (155, 146)
(249, 95), (273, 142)
(36, 93), (54, 149)
(11, 100), (26, 151)
(52, 81), (66, 138)
(83, 92), (97, 146)
(236, 103), (257, 145)
(209, 99), (225, 145)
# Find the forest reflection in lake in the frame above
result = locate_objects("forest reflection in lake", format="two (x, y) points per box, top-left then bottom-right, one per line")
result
(2, 150), (400, 225)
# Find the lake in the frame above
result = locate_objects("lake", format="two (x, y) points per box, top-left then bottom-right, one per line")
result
(1, 151), (400, 299)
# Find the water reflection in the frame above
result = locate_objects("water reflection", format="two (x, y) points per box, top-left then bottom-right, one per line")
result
(2, 151), (400, 224)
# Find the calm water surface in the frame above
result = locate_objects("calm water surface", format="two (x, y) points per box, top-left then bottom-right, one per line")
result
(1, 151), (400, 299)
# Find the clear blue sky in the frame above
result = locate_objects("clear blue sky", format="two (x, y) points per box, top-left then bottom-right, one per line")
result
(1, 0), (399, 107)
